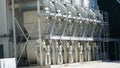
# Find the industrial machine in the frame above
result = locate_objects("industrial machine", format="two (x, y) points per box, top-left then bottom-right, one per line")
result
(14, 0), (108, 66)
(0, 0), (113, 68)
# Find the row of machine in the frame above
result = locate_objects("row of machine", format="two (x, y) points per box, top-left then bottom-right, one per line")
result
(13, 0), (109, 66)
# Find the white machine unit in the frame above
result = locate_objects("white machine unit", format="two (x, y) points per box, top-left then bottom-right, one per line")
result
(0, 58), (16, 68)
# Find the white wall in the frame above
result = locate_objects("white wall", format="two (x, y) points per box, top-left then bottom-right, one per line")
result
(0, 0), (11, 58)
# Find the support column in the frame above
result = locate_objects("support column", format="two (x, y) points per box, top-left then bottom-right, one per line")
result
(92, 42), (95, 61)
(115, 42), (118, 60)
(84, 42), (87, 61)
(103, 42), (106, 60)
(106, 42), (109, 60)
(51, 40), (56, 65)
(96, 42), (100, 60)
(118, 42), (120, 60)
(99, 42), (102, 60)
(37, 0), (43, 65)
(74, 41), (78, 62)
(63, 41), (67, 64)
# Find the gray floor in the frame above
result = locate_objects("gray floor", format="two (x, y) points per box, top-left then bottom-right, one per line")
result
(19, 61), (120, 68)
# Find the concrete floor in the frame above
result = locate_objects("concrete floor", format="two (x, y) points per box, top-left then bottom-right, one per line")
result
(19, 61), (120, 68)
(51, 61), (120, 68)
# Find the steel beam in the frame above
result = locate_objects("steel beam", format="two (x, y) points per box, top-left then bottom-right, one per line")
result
(45, 35), (120, 42)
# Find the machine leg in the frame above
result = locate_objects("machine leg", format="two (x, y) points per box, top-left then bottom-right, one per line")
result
(45, 53), (51, 65)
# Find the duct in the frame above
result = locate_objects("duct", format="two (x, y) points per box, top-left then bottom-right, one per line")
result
(49, 1), (55, 12)
(66, 4), (76, 14)
(97, 12), (103, 21)
(10, 1), (55, 11)
(63, 21), (74, 36)
(60, 21), (68, 36)
(90, 24), (97, 37)
(47, 20), (56, 36)
(94, 24), (101, 37)
(54, 1), (67, 13)
(21, 2), (38, 11)
(75, 23), (83, 36)
(76, 6), (88, 18)
(88, 9), (96, 19)
(81, 23), (89, 37)
(79, 23), (86, 37)
(9, 1), (40, 11)
(86, 23), (94, 37)
(71, 22), (78, 36)
(43, 0), (55, 12)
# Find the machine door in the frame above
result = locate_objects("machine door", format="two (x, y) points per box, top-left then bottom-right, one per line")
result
(0, 44), (4, 58)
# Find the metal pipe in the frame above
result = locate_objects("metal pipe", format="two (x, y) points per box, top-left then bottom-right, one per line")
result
(12, 0), (17, 67)
(37, 0), (43, 65)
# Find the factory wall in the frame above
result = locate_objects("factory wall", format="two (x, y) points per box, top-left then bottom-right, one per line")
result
(0, 0), (12, 58)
